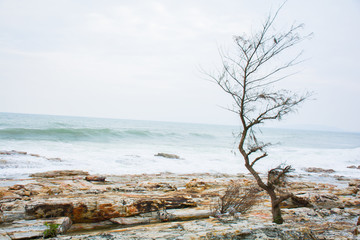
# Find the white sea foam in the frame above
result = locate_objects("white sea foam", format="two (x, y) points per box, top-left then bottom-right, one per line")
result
(0, 112), (359, 180)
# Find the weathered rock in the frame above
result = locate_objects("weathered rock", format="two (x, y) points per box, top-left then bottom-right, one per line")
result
(85, 176), (106, 182)
(185, 178), (211, 191)
(154, 153), (180, 159)
(6, 193), (196, 224)
(68, 221), (115, 233)
(1, 217), (71, 240)
(340, 196), (360, 207)
(282, 195), (312, 208)
(294, 192), (344, 209)
(47, 157), (63, 162)
(1, 171), (360, 239)
(29, 153), (41, 157)
(111, 208), (211, 226)
(1, 211), (27, 223)
(0, 150), (27, 155)
(304, 167), (335, 173)
(137, 182), (177, 191)
(349, 179), (360, 187)
(127, 195), (197, 216)
(55, 219), (322, 240)
(333, 186), (359, 196)
(0, 231), (11, 240)
(25, 201), (74, 219)
(0, 190), (21, 201)
(111, 215), (154, 225)
(8, 185), (25, 191)
(165, 208), (211, 221)
(30, 170), (89, 178)
(347, 165), (357, 169)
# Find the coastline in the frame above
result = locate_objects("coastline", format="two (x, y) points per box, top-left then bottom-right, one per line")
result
(1, 170), (359, 239)
(2, 149), (360, 183)
(2, 112), (360, 181)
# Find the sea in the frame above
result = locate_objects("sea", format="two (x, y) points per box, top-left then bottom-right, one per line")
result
(0, 112), (359, 180)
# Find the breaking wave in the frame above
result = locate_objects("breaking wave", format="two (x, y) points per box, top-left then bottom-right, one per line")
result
(0, 127), (216, 142)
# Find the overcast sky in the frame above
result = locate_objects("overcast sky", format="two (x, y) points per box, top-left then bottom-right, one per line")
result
(0, 0), (359, 132)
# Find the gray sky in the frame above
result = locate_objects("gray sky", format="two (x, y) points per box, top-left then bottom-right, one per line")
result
(1, 0), (359, 132)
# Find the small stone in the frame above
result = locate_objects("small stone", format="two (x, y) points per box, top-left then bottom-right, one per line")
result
(29, 153), (41, 157)
(47, 157), (62, 162)
(30, 170), (89, 178)
(293, 192), (344, 209)
(347, 165), (357, 169)
(155, 153), (180, 159)
(289, 195), (312, 208)
(0, 151), (11, 155)
(304, 167), (335, 173)
(85, 176), (106, 182)
(14, 151), (27, 155)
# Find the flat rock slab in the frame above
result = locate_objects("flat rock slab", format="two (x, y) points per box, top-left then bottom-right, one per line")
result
(0, 231), (11, 240)
(110, 208), (212, 225)
(2, 194), (196, 223)
(0, 217), (71, 240)
(56, 219), (321, 240)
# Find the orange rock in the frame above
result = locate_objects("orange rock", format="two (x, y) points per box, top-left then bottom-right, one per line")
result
(85, 176), (106, 182)
(97, 203), (121, 219)
(8, 185), (25, 191)
(186, 179), (210, 191)
(0, 191), (21, 200)
(125, 205), (139, 216)
(72, 203), (89, 223)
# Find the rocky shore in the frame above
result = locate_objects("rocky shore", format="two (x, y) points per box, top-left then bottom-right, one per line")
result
(0, 169), (359, 239)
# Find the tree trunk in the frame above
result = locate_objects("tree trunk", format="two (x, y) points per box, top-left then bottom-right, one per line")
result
(245, 163), (284, 224)
(271, 197), (283, 224)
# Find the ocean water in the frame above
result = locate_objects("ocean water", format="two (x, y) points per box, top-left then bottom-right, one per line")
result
(0, 112), (360, 180)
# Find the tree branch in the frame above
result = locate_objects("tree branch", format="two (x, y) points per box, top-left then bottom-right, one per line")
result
(250, 152), (268, 167)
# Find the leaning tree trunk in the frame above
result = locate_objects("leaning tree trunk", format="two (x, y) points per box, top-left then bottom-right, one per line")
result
(269, 191), (284, 224)
(245, 162), (284, 224)
(271, 199), (283, 224)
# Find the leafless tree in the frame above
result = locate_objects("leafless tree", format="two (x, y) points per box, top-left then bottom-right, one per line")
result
(208, 4), (311, 224)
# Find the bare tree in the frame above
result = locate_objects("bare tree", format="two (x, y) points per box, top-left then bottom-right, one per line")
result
(208, 4), (311, 224)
